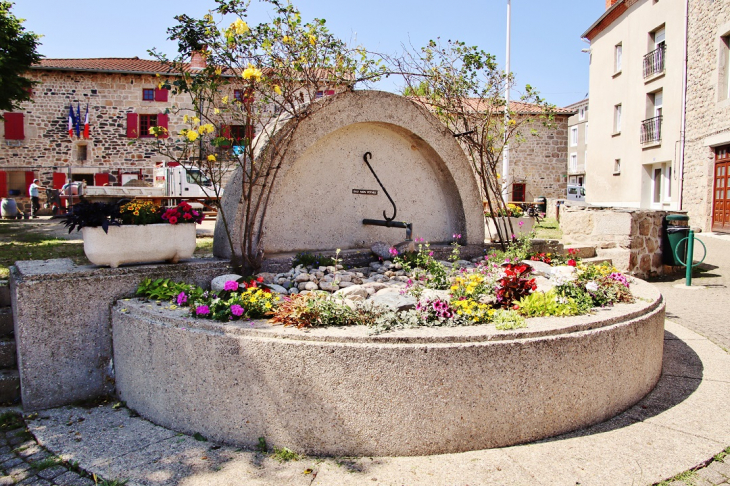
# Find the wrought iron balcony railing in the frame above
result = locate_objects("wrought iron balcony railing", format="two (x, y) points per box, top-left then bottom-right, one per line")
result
(643, 45), (666, 78)
(640, 115), (663, 144)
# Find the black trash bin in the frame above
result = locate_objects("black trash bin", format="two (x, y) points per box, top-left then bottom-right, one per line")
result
(535, 196), (547, 214)
(663, 214), (690, 265)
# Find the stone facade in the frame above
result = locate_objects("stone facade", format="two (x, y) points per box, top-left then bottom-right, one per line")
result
(560, 205), (680, 278)
(508, 114), (570, 201)
(682, 1), (730, 231)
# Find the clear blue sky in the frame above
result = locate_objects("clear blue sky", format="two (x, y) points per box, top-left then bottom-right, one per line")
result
(14, 0), (603, 107)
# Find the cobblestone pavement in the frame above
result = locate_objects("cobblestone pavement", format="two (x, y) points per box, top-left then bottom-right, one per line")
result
(651, 233), (730, 486)
(0, 408), (101, 486)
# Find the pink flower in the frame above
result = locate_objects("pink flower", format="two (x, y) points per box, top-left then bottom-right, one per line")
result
(428, 251), (434, 257)
(176, 292), (187, 305)
(195, 305), (210, 315)
(567, 259), (577, 267)
(224, 280), (239, 291)
(389, 247), (399, 257)
(230, 304), (244, 316)
(169, 216), (178, 225)
(518, 221), (524, 227)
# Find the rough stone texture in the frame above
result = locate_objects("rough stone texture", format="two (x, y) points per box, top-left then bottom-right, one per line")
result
(214, 90), (485, 258)
(683, 1), (730, 231)
(112, 279), (664, 457)
(210, 274), (243, 291)
(560, 205), (681, 277)
(0, 310), (11, 338)
(9, 258), (231, 411)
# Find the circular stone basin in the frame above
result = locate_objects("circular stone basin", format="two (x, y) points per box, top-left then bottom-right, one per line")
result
(112, 279), (664, 457)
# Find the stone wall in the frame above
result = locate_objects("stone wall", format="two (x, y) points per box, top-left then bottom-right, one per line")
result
(10, 258), (231, 411)
(508, 115), (569, 201)
(560, 206), (681, 278)
(683, 1), (730, 231)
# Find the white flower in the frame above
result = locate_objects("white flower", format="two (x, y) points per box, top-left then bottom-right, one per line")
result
(585, 281), (599, 292)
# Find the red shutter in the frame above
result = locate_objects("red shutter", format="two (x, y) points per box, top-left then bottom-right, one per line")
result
(52, 172), (66, 190)
(25, 172), (35, 193)
(325, 90), (335, 96)
(3, 113), (24, 140)
(94, 173), (110, 186)
(157, 114), (169, 138)
(219, 124), (231, 148)
(0, 172), (7, 198)
(154, 87), (169, 102)
(126, 113), (138, 138)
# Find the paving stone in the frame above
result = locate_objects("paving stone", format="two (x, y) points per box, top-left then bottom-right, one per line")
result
(52, 471), (93, 486)
(711, 460), (730, 478)
(698, 464), (730, 484)
(36, 466), (66, 480)
(0, 453), (14, 464)
(18, 479), (52, 486)
(16, 444), (42, 458)
(26, 450), (51, 463)
(0, 476), (14, 485)
(1, 456), (23, 468)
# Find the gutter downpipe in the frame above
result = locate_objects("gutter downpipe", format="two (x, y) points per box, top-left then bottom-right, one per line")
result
(502, 0), (511, 204)
(678, 0), (689, 212)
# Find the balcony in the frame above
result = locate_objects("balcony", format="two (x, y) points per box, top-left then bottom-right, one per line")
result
(640, 116), (663, 144)
(643, 45), (666, 78)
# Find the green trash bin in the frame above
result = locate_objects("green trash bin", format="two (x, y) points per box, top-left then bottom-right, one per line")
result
(535, 196), (547, 214)
(664, 214), (690, 266)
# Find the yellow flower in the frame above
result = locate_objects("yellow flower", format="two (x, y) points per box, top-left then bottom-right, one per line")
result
(273, 85), (282, 96)
(242, 63), (263, 82)
(207, 154), (217, 162)
(183, 114), (189, 123)
(215, 67), (222, 76)
(186, 130), (199, 142)
(214, 108), (221, 115)
(230, 18), (249, 35)
(282, 35), (292, 44)
(192, 116), (200, 124)
(221, 96), (229, 104)
(197, 123), (215, 135)
(308, 35), (316, 45)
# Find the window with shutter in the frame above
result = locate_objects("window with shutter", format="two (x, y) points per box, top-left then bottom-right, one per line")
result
(157, 114), (169, 138)
(3, 113), (24, 140)
(154, 87), (169, 102)
(0, 172), (7, 198)
(127, 113), (139, 138)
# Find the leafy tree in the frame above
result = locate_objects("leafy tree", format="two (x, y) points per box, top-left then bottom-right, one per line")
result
(149, 0), (384, 275)
(392, 39), (556, 247)
(0, 1), (41, 113)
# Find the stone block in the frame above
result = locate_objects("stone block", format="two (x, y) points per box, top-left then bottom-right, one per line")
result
(0, 341), (16, 370)
(0, 370), (19, 404)
(0, 282), (9, 308)
(0, 310), (12, 337)
(592, 211), (633, 237)
(595, 248), (631, 271)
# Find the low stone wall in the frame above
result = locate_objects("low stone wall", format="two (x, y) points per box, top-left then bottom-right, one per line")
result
(113, 279), (664, 457)
(560, 206), (683, 278)
(10, 258), (231, 411)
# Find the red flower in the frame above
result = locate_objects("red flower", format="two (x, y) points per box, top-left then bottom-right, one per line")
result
(183, 213), (192, 220)
(169, 216), (178, 224)
(567, 259), (576, 267)
(256, 276), (264, 282)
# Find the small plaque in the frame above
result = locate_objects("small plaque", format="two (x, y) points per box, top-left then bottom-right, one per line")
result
(352, 189), (378, 195)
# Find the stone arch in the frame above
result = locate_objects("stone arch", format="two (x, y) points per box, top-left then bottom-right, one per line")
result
(214, 90), (484, 258)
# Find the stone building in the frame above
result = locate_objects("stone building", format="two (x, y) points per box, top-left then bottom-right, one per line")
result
(564, 98), (589, 188)
(682, 0), (730, 232)
(504, 102), (573, 202)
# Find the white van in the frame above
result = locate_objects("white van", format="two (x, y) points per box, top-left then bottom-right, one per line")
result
(567, 185), (586, 202)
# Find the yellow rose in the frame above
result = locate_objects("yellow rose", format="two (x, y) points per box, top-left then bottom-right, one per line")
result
(282, 35), (292, 44)
(242, 63), (263, 82)
(221, 96), (229, 104)
(186, 130), (199, 142)
(230, 18), (249, 35)
(183, 114), (189, 123)
(308, 35), (316, 45)
(207, 154), (216, 162)
(273, 85), (282, 95)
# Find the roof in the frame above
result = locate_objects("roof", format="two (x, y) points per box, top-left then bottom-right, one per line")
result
(32, 57), (186, 75)
(509, 100), (574, 115)
(563, 98), (588, 112)
(582, 0), (639, 41)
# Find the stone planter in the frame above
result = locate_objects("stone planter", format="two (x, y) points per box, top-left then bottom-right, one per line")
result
(486, 217), (535, 241)
(82, 223), (196, 268)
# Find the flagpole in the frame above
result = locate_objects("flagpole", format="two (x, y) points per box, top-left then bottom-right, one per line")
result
(502, 0), (511, 204)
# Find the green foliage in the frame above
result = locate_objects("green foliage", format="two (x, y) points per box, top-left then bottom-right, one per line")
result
(555, 284), (594, 314)
(394, 240), (449, 290)
(272, 446), (301, 462)
(256, 437), (268, 453)
(0, 411), (23, 430)
(136, 278), (201, 302)
(30, 456), (62, 471)
(269, 292), (371, 328)
(0, 1), (42, 113)
(515, 289), (580, 318)
(492, 309), (527, 330)
(292, 252), (335, 268)
(193, 432), (207, 441)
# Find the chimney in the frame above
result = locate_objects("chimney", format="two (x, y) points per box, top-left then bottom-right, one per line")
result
(190, 50), (207, 70)
(605, 0), (620, 9)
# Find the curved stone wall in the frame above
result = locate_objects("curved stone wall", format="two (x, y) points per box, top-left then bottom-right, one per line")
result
(112, 279), (664, 457)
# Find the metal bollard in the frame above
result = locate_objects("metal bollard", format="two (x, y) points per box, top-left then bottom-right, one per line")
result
(686, 230), (694, 287)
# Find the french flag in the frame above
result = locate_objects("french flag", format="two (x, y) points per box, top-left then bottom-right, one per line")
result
(68, 105), (75, 137)
(83, 104), (90, 139)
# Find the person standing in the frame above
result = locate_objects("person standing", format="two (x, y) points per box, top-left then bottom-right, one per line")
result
(28, 178), (44, 218)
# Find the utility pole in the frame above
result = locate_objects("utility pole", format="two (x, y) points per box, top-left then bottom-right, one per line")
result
(502, 0), (511, 203)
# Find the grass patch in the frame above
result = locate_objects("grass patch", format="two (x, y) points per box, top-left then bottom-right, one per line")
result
(714, 445), (730, 462)
(0, 411), (24, 431)
(271, 446), (301, 463)
(30, 456), (61, 471)
(655, 470), (697, 486)
(193, 237), (214, 257)
(0, 240), (86, 278)
(533, 217), (562, 240)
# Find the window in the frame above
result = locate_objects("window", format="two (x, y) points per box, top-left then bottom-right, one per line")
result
(653, 27), (666, 51)
(1, 171), (34, 197)
(569, 153), (578, 172)
(720, 35), (730, 102)
(3, 113), (24, 140)
(233, 89), (243, 102)
(230, 124), (255, 143)
(142, 89), (155, 101)
(570, 127), (578, 146)
(644, 26), (666, 78)
(139, 114), (158, 138)
(578, 106), (586, 120)
(615, 43), (623, 73)
(653, 167), (663, 203)
(614, 159), (621, 175)
(641, 91), (663, 144)
(512, 183), (526, 202)
(76, 145), (88, 162)
(315, 90), (335, 99)
(614, 104), (622, 134)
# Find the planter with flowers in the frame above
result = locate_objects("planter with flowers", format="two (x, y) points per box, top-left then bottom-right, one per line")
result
(485, 203), (534, 241)
(62, 199), (204, 268)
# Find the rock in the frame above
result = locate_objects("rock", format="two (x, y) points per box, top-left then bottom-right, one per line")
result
(282, 280), (292, 289)
(454, 260), (475, 269)
(295, 273), (311, 283)
(533, 276), (553, 294)
(394, 240), (415, 254)
(352, 277), (363, 285)
(338, 273), (352, 282)
(335, 285), (370, 300)
(382, 261), (393, 270)
(267, 284), (289, 295)
(211, 274), (243, 291)
(367, 292), (417, 311)
(369, 262), (383, 270)
(419, 289), (451, 302)
(338, 281), (356, 288)
(304, 281), (319, 291)
(371, 241), (394, 260)
(362, 282), (389, 292)
(256, 272), (277, 284)
(551, 265), (577, 281)
(326, 266), (336, 273)
(524, 260), (553, 278)
(318, 266), (328, 272)
(315, 271), (325, 279)
(298, 282), (309, 291)
(289, 288), (299, 295)
(319, 281), (339, 292)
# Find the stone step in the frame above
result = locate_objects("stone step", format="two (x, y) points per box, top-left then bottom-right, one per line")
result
(0, 340), (17, 370)
(0, 309), (12, 337)
(562, 245), (596, 259)
(0, 370), (20, 405)
(583, 256), (613, 266)
(0, 280), (9, 308)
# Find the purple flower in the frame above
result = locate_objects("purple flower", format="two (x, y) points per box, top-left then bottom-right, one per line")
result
(195, 305), (210, 316)
(224, 280), (239, 291)
(389, 247), (399, 257)
(176, 292), (187, 306)
(428, 251), (434, 257)
(230, 304), (244, 317)
(452, 233), (462, 239)
(518, 221), (524, 226)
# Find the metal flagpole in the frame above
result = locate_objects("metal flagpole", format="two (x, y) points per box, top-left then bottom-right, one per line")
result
(502, 0), (511, 204)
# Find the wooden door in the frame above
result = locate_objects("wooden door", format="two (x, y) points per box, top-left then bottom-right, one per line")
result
(712, 145), (730, 232)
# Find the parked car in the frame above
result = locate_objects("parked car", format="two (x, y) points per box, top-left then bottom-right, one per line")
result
(567, 185), (586, 202)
